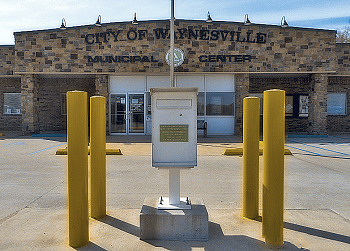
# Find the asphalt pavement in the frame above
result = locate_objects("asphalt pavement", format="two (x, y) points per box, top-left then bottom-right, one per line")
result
(0, 132), (350, 250)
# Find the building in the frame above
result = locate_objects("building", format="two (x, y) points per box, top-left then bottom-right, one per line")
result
(0, 17), (349, 135)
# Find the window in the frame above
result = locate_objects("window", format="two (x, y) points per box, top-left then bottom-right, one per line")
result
(249, 93), (308, 117)
(197, 92), (205, 116)
(327, 93), (346, 115)
(206, 92), (234, 116)
(3, 93), (21, 114)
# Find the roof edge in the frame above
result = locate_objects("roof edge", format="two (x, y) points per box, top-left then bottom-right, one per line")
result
(13, 19), (337, 36)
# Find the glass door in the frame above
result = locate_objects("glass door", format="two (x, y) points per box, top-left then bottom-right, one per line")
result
(128, 94), (144, 134)
(110, 93), (145, 134)
(110, 94), (127, 133)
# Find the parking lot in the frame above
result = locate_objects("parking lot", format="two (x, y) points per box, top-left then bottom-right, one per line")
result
(0, 133), (349, 250)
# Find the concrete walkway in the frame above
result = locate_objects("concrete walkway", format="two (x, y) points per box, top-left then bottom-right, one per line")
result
(0, 133), (350, 250)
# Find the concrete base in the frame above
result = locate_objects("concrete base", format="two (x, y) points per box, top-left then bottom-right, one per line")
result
(140, 197), (209, 241)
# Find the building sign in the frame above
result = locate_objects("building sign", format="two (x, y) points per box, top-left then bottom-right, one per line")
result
(84, 28), (267, 44)
(85, 28), (258, 65)
(87, 54), (252, 64)
(199, 54), (252, 62)
(159, 124), (189, 142)
(87, 55), (157, 63)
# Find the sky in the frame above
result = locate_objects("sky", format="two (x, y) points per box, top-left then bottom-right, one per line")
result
(0, 0), (349, 45)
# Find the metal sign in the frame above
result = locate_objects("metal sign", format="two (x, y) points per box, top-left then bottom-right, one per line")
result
(160, 124), (189, 142)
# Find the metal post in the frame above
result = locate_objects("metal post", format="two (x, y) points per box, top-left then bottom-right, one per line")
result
(67, 91), (89, 248)
(262, 89), (285, 247)
(243, 97), (260, 220)
(169, 169), (180, 205)
(90, 96), (106, 219)
(170, 0), (175, 87)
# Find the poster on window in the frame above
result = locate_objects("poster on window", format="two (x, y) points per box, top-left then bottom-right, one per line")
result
(285, 96), (294, 116)
(299, 95), (309, 117)
(211, 96), (222, 115)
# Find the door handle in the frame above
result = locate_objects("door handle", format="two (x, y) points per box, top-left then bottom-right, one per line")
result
(124, 112), (131, 121)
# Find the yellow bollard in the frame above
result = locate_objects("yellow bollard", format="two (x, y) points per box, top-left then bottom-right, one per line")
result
(67, 91), (89, 247)
(243, 97), (260, 220)
(262, 89), (285, 247)
(90, 96), (107, 219)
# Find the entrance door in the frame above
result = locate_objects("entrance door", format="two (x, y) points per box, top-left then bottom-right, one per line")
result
(110, 93), (145, 134)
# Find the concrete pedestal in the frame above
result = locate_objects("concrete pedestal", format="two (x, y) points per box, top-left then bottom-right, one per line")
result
(140, 197), (208, 240)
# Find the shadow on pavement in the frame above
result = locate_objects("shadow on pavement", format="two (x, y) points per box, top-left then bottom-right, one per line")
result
(284, 221), (350, 244)
(98, 215), (304, 251)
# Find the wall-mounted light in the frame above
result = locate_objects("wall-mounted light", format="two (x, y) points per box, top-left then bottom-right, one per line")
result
(281, 16), (288, 27)
(132, 13), (138, 25)
(60, 18), (66, 30)
(244, 14), (251, 25)
(95, 15), (102, 26)
(206, 11), (213, 23)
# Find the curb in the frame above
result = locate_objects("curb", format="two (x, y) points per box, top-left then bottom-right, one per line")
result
(56, 148), (122, 155)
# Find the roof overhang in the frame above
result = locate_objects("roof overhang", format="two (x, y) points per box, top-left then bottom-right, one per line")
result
(249, 71), (337, 79)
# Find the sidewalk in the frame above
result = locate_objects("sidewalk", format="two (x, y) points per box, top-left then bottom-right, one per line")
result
(0, 134), (349, 250)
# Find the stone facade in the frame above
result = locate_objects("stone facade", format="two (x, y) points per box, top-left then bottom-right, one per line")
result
(13, 20), (337, 74)
(335, 43), (350, 75)
(308, 74), (328, 134)
(0, 19), (349, 134)
(21, 74), (39, 134)
(0, 45), (15, 75)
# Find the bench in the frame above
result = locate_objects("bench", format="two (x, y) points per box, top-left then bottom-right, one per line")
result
(197, 120), (207, 137)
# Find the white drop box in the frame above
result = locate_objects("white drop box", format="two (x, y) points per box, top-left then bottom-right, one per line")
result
(151, 87), (198, 168)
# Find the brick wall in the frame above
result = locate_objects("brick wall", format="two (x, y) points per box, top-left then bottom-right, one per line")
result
(95, 75), (109, 132)
(37, 77), (96, 132)
(249, 77), (311, 133)
(234, 73), (249, 135)
(0, 77), (22, 131)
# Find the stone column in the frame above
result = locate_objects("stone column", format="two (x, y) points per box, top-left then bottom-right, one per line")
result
(95, 74), (109, 133)
(308, 74), (328, 135)
(235, 73), (250, 135)
(21, 74), (39, 135)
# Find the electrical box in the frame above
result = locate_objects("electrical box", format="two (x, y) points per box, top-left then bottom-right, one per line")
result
(151, 87), (198, 168)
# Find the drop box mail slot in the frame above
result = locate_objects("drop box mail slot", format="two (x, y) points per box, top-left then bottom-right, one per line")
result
(151, 87), (198, 168)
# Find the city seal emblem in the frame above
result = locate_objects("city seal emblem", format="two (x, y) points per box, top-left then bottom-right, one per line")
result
(165, 48), (185, 67)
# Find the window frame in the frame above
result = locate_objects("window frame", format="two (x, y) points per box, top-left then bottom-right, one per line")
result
(205, 91), (235, 117)
(327, 93), (347, 116)
(3, 93), (22, 115)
